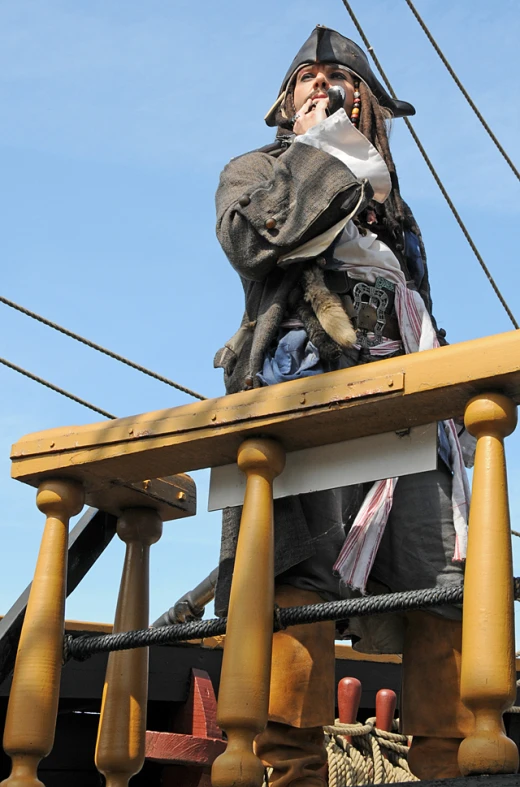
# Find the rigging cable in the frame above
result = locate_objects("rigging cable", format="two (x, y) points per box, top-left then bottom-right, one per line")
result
(0, 295), (207, 401)
(0, 356), (116, 420)
(339, 0), (519, 330)
(403, 0), (520, 183)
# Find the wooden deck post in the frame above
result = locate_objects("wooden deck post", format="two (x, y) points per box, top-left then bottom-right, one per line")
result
(458, 393), (519, 776)
(212, 438), (285, 787)
(95, 507), (163, 787)
(1, 479), (84, 787)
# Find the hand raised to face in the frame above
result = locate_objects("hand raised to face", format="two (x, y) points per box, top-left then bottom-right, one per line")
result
(292, 96), (330, 135)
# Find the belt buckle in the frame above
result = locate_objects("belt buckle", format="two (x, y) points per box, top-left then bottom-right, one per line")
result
(352, 281), (389, 341)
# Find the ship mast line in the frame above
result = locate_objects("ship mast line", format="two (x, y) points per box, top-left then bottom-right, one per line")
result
(0, 294), (207, 402)
(403, 0), (519, 183)
(0, 355), (116, 420)
(340, 0), (519, 330)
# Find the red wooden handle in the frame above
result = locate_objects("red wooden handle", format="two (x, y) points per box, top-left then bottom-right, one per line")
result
(375, 688), (396, 732)
(375, 688), (397, 758)
(338, 677), (362, 744)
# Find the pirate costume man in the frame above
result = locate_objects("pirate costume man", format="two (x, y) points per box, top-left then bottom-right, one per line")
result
(213, 26), (474, 782)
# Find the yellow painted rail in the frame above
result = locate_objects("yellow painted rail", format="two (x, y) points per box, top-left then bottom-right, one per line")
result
(10, 330), (520, 489)
(3, 330), (520, 785)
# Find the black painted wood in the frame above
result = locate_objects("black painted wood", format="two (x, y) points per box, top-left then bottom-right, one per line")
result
(388, 777), (520, 787)
(0, 507), (117, 686)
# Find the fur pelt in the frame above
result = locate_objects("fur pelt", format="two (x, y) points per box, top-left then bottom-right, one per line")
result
(295, 300), (343, 361)
(302, 264), (357, 348)
(287, 282), (342, 361)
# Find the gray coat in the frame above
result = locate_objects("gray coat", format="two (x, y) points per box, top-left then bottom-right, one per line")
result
(213, 140), (439, 616)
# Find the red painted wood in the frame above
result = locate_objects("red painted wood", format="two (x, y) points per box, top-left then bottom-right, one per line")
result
(145, 731), (226, 766)
(146, 668), (226, 768)
(375, 688), (397, 759)
(375, 688), (396, 732)
(337, 677), (362, 744)
(175, 668), (222, 739)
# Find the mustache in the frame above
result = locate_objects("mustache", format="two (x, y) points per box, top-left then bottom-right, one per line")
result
(307, 89), (329, 101)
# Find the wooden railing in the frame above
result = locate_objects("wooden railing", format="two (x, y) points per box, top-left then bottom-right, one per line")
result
(3, 329), (520, 785)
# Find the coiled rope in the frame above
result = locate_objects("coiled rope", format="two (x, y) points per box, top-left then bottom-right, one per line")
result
(324, 718), (418, 785)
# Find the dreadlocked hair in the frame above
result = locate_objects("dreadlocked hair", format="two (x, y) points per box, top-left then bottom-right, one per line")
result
(357, 81), (407, 250)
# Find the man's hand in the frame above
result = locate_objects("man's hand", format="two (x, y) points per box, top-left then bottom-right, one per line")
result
(293, 97), (329, 135)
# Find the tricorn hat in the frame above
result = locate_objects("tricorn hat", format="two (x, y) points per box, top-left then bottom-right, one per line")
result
(265, 25), (415, 126)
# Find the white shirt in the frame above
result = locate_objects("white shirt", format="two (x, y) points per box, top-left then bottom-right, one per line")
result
(279, 109), (401, 284)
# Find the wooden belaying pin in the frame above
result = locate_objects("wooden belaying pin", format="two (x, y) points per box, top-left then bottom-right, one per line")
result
(338, 676), (362, 744)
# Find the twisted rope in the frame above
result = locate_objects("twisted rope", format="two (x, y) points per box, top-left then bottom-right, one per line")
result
(402, 0), (520, 183)
(64, 577), (520, 662)
(0, 294), (207, 401)
(324, 718), (418, 785)
(63, 584), (467, 661)
(339, 0), (519, 329)
(0, 356), (116, 420)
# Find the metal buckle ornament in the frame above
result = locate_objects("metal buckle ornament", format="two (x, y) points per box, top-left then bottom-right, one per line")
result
(352, 281), (389, 341)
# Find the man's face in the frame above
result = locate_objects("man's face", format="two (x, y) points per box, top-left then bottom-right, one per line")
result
(292, 62), (356, 115)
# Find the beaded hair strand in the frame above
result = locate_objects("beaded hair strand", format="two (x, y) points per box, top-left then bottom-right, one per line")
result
(350, 80), (361, 126)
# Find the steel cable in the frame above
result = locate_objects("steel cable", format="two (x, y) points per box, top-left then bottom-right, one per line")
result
(403, 0), (519, 182)
(0, 356), (116, 420)
(339, 0), (519, 329)
(0, 294), (207, 401)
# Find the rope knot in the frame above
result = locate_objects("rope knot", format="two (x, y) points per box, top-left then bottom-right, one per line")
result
(273, 604), (286, 632)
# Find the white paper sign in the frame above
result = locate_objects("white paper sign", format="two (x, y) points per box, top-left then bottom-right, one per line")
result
(208, 423), (438, 511)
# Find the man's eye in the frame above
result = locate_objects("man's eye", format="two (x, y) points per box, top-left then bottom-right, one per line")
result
(300, 73), (314, 81)
(331, 72), (347, 80)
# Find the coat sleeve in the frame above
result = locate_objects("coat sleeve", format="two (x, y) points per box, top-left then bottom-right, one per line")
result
(216, 142), (372, 282)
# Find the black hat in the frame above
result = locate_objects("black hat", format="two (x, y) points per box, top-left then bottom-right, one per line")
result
(265, 25), (415, 126)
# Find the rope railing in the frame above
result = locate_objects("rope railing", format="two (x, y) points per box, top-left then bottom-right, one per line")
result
(63, 581), (518, 662)
(63, 576), (520, 663)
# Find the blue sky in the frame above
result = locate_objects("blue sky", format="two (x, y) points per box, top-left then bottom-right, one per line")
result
(1, 0), (519, 643)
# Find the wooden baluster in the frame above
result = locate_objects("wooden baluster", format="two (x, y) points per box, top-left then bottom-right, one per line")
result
(338, 677), (362, 744)
(95, 507), (163, 787)
(458, 393), (519, 776)
(212, 438), (285, 787)
(1, 479), (84, 787)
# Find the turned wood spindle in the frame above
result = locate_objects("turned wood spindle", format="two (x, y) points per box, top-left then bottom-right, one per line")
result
(212, 438), (286, 787)
(338, 677), (362, 744)
(458, 393), (519, 776)
(95, 507), (163, 787)
(375, 689), (396, 733)
(375, 688), (397, 758)
(1, 479), (84, 787)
